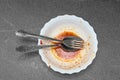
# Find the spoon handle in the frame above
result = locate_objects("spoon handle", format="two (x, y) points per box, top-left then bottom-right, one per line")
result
(15, 30), (61, 42)
(16, 44), (59, 53)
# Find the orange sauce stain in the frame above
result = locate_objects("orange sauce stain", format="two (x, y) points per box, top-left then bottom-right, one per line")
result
(87, 43), (90, 46)
(40, 40), (43, 44)
(51, 31), (82, 62)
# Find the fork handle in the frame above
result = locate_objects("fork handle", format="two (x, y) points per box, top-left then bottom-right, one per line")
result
(16, 44), (59, 52)
(15, 30), (61, 42)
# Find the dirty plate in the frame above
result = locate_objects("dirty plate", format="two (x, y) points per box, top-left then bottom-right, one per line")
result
(38, 15), (98, 74)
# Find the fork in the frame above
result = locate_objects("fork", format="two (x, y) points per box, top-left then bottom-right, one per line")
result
(16, 30), (84, 52)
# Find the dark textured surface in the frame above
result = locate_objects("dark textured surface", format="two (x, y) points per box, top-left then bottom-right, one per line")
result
(0, 0), (120, 80)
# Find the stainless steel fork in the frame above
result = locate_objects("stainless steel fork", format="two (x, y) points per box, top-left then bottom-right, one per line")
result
(16, 30), (84, 52)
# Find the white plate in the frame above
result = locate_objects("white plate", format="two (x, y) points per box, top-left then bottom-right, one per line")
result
(38, 15), (98, 74)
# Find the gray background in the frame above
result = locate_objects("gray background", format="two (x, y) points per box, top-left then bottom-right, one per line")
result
(0, 0), (120, 80)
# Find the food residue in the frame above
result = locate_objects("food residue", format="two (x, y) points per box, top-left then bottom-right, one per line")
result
(40, 40), (43, 44)
(51, 31), (83, 62)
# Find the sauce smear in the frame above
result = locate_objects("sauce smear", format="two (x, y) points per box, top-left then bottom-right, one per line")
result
(52, 31), (81, 61)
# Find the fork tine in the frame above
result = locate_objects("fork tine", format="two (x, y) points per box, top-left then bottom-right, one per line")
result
(71, 44), (83, 47)
(72, 45), (81, 47)
(74, 40), (83, 43)
(74, 43), (83, 45)
(72, 46), (81, 49)
(73, 42), (83, 45)
(73, 44), (83, 47)
(73, 45), (83, 48)
(71, 42), (82, 45)
(72, 40), (83, 44)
